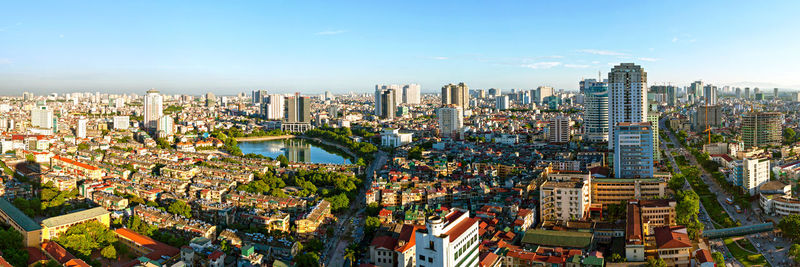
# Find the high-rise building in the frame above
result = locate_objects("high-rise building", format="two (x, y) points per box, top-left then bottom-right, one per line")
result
(690, 81), (703, 101)
(324, 91), (334, 101)
(441, 83), (469, 107)
(76, 118), (87, 138)
(741, 112), (783, 148)
(534, 86), (554, 105)
(735, 87), (742, 98)
(703, 85), (717, 105)
(613, 122), (654, 178)
(414, 208), (480, 267)
(774, 88), (779, 100)
(477, 89), (486, 99)
(282, 94), (312, 132)
(647, 113), (660, 163)
(744, 87), (751, 99)
(375, 84), (401, 115)
(113, 116), (129, 130)
(252, 90), (268, 104)
(402, 84), (421, 105)
(260, 94), (285, 120)
(539, 176), (590, 222)
(548, 116), (570, 143)
(437, 106), (463, 138)
(380, 89), (396, 120)
(495, 95), (509, 110)
(488, 88), (500, 98)
(608, 63), (648, 149)
(143, 89), (163, 131)
(157, 115), (173, 137)
(205, 92), (217, 107)
(584, 80), (609, 142)
(693, 105), (723, 131)
(327, 105), (339, 118)
(30, 104), (53, 129)
(743, 158), (770, 195)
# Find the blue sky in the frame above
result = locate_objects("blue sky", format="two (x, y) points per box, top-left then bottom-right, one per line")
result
(1, 1), (799, 95)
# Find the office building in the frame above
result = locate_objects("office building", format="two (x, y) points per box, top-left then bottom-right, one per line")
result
(693, 105), (722, 131)
(252, 90), (268, 104)
(437, 106), (463, 138)
(488, 88), (500, 98)
(548, 116), (570, 143)
(477, 89), (486, 99)
(260, 94), (285, 120)
(735, 87), (742, 98)
(375, 84), (399, 116)
(495, 95), (509, 110)
(534, 86), (553, 105)
(205, 92), (217, 107)
(743, 158), (770, 195)
(612, 122), (654, 179)
(591, 178), (668, 205)
(282, 95), (312, 132)
(324, 91), (334, 101)
(741, 112), (783, 148)
(402, 84), (421, 104)
(608, 63), (648, 149)
(415, 209), (480, 267)
(744, 87), (751, 99)
(690, 81), (703, 101)
(380, 128), (413, 148)
(774, 88), (779, 100)
(584, 80), (609, 142)
(76, 118), (87, 138)
(143, 89), (163, 131)
(441, 83), (469, 107)
(380, 89), (397, 120)
(157, 115), (173, 137)
(113, 116), (130, 130)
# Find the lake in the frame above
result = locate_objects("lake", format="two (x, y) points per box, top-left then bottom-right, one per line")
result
(238, 138), (352, 164)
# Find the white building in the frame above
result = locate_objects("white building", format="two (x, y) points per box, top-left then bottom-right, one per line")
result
(437, 106), (463, 138)
(494, 134), (517, 145)
(495, 95), (509, 110)
(261, 94), (285, 120)
(113, 116), (130, 130)
(30, 105), (53, 129)
(380, 128), (413, 148)
(76, 118), (88, 138)
(143, 89), (163, 131)
(608, 63), (647, 149)
(539, 177), (591, 222)
(415, 209), (480, 267)
(743, 158), (770, 195)
(157, 115), (174, 137)
(403, 84), (421, 105)
(548, 116), (570, 143)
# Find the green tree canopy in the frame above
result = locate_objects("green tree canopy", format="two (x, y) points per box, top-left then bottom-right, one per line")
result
(168, 200), (192, 218)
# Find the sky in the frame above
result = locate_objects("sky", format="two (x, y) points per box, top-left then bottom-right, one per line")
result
(1, 1), (799, 95)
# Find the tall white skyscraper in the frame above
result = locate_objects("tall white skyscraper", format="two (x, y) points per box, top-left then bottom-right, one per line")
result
(375, 84), (401, 116)
(157, 115), (173, 136)
(437, 105), (463, 138)
(495, 95), (509, 110)
(402, 84), (421, 105)
(608, 63), (648, 149)
(143, 89), (163, 131)
(534, 86), (554, 105)
(76, 118), (88, 138)
(703, 84), (717, 105)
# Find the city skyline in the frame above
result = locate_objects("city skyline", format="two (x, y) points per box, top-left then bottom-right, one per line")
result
(1, 1), (800, 94)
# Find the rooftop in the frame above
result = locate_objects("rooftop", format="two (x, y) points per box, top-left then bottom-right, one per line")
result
(41, 207), (109, 228)
(521, 229), (593, 248)
(0, 198), (41, 231)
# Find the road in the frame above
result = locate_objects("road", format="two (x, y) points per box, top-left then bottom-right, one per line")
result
(661, 117), (790, 266)
(324, 150), (388, 267)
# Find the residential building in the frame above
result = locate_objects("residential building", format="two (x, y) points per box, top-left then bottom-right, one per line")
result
(741, 112), (783, 148)
(591, 178), (668, 205)
(743, 157), (770, 195)
(612, 122), (654, 178)
(608, 63), (648, 150)
(31, 104), (54, 129)
(295, 200), (332, 234)
(76, 118), (87, 138)
(113, 116), (129, 130)
(495, 95), (509, 110)
(654, 226), (692, 267)
(693, 105), (722, 131)
(157, 115), (173, 137)
(403, 84), (421, 105)
(548, 116), (570, 143)
(534, 86), (553, 105)
(647, 112), (660, 163)
(380, 89), (397, 120)
(415, 209), (480, 267)
(703, 84), (717, 105)
(261, 94), (285, 120)
(144, 89), (163, 131)
(539, 174), (591, 222)
(282, 94), (311, 132)
(437, 106), (463, 138)
(441, 83), (469, 107)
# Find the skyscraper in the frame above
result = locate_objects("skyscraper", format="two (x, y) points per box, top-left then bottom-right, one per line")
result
(647, 113), (660, 163)
(549, 116), (570, 143)
(143, 89), (163, 131)
(380, 89), (396, 120)
(402, 84), (421, 105)
(690, 81), (703, 101)
(613, 122), (654, 178)
(76, 118), (87, 138)
(735, 87), (742, 98)
(282, 94), (312, 132)
(741, 112), (783, 148)
(774, 88), (779, 100)
(157, 115), (173, 137)
(375, 84), (401, 115)
(437, 105), (463, 138)
(584, 80), (609, 142)
(252, 90), (268, 104)
(441, 83), (469, 107)
(30, 104), (53, 129)
(534, 86), (554, 105)
(744, 87), (751, 99)
(608, 63), (648, 149)
(261, 94), (285, 120)
(205, 92), (217, 107)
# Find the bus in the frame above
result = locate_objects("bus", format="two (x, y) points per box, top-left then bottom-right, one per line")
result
(735, 205), (742, 213)
(726, 198), (734, 205)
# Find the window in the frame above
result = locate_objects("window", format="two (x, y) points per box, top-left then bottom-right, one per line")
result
(428, 258), (433, 263)
(420, 255), (425, 261)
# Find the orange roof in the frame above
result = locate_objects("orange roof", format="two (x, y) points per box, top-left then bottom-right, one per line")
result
(654, 226), (692, 249)
(395, 224), (424, 253)
(41, 241), (76, 264)
(446, 217), (479, 242)
(64, 259), (91, 267)
(53, 155), (99, 171)
(0, 256), (11, 267)
(115, 228), (180, 261)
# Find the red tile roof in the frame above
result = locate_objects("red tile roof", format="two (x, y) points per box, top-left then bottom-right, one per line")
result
(0, 256), (11, 267)
(445, 217), (479, 242)
(695, 249), (713, 263)
(53, 155), (99, 171)
(64, 259), (91, 267)
(654, 226), (692, 249)
(370, 236), (397, 250)
(395, 224), (424, 253)
(115, 228), (180, 261)
(41, 241), (76, 264)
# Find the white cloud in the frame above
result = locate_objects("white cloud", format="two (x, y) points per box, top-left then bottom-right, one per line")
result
(521, 62), (561, 69)
(672, 37), (678, 43)
(564, 64), (590, 68)
(59, 34), (64, 38)
(637, 57), (660, 62)
(0, 58), (12, 64)
(578, 49), (628, 56)
(432, 56), (448, 60)
(315, 30), (347, 35)
(591, 61), (600, 64)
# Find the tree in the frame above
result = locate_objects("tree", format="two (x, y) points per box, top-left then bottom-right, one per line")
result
(344, 243), (359, 267)
(294, 252), (320, 267)
(55, 221), (118, 257)
(609, 253), (625, 262)
(277, 154), (289, 167)
(676, 190), (700, 225)
(168, 200), (192, 218)
(0, 227), (28, 267)
(778, 214), (800, 241)
(325, 193), (350, 212)
(365, 216), (381, 233)
(785, 128), (797, 144)
(712, 251), (725, 265)
(101, 244), (117, 259)
(789, 244), (800, 262)
(646, 257), (667, 267)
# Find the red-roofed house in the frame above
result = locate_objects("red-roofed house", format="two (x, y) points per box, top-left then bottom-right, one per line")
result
(654, 226), (692, 267)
